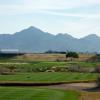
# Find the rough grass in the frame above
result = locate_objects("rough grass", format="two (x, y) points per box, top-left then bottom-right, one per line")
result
(67, 61), (100, 67)
(0, 72), (97, 82)
(30, 61), (100, 68)
(0, 61), (99, 69)
(0, 61), (68, 68)
(30, 61), (68, 68)
(0, 87), (79, 100)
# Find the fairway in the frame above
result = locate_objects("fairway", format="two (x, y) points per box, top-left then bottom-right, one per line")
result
(0, 87), (79, 100)
(0, 72), (97, 82)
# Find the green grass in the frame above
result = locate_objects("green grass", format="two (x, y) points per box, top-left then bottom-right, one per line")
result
(0, 72), (97, 82)
(0, 61), (99, 68)
(0, 87), (79, 100)
(21, 61), (100, 68)
(67, 62), (98, 67)
(0, 61), (98, 72)
(29, 61), (68, 69)
(0, 61), (68, 68)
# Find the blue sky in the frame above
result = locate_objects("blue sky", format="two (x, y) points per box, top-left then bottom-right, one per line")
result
(0, 0), (100, 38)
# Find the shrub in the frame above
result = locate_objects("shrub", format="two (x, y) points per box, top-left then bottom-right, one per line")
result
(66, 52), (79, 61)
(66, 52), (79, 58)
(94, 65), (100, 73)
(96, 77), (100, 87)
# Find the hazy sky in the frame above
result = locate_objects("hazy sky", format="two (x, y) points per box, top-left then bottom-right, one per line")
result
(0, 0), (100, 38)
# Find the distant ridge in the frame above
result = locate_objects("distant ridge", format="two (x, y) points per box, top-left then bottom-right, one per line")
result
(0, 26), (100, 53)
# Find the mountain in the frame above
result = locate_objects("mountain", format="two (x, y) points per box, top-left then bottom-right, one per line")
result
(0, 26), (100, 53)
(79, 34), (100, 52)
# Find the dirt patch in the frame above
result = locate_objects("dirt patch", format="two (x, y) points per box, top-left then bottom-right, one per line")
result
(36, 83), (96, 91)
(69, 83), (96, 89)
(16, 54), (93, 61)
(79, 92), (100, 100)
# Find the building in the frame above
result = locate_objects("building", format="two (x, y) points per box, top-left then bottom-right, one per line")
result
(0, 49), (19, 54)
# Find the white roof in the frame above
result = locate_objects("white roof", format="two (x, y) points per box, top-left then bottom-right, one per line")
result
(0, 49), (19, 53)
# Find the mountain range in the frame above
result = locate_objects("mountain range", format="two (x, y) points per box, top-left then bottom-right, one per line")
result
(0, 26), (100, 53)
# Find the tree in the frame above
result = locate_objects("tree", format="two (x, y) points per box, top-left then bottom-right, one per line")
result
(66, 52), (79, 61)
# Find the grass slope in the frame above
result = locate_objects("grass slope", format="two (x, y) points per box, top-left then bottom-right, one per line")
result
(0, 87), (79, 100)
(0, 72), (97, 82)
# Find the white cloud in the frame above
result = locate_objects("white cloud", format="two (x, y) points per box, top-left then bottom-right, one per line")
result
(0, 1), (100, 20)
(37, 10), (100, 19)
(0, 0), (99, 17)
(0, 0), (100, 12)
(24, 0), (100, 9)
